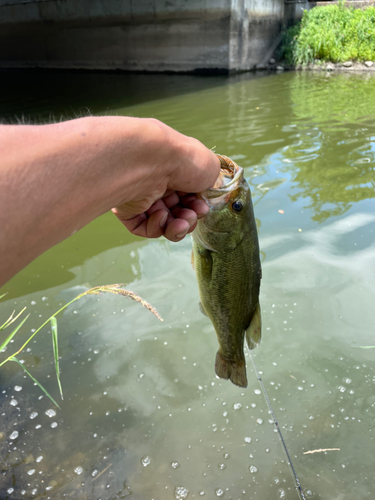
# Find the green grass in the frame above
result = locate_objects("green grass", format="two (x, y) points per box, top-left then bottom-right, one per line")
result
(0, 285), (162, 407)
(279, 1), (375, 65)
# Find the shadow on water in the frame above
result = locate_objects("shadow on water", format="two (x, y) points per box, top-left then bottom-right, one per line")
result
(0, 69), (272, 123)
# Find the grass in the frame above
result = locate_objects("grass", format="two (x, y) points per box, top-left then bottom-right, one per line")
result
(0, 285), (162, 407)
(279, 1), (375, 65)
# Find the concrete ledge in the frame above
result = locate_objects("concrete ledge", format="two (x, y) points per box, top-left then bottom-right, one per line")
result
(293, 61), (375, 71)
(310, 0), (375, 8)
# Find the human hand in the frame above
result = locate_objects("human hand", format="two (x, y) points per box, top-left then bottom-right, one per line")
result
(112, 190), (212, 242)
(112, 119), (220, 242)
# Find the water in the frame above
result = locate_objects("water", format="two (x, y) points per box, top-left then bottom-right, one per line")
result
(1, 69), (375, 499)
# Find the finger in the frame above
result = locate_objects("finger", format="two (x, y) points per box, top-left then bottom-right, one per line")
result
(112, 209), (147, 232)
(162, 189), (176, 199)
(142, 209), (169, 238)
(163, 218), (190, 242)
(169, 146), (220, 193)
(179, 194), (197, 205)
(170, 206), (197, 227)
(113, 209), (168, 238)
(180, 196), (210, 219)
(162, 191), (180, 210)
(146, 198), (169, 216)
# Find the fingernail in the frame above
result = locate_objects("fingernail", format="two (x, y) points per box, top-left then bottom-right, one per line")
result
(176, 227), (189, 239)
(188, 217), (197, 227)
(160, 213), (168, 228)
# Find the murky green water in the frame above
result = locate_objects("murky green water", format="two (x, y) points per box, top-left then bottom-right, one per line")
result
(1, 70), (375, 500)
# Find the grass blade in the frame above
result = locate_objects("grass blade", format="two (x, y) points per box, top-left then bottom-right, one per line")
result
(353, 346), (375, 349)
(0, 314), (29, 353)
(0, 307), (27, 332)
(0, 293), (8, 300)
(1, 284), (160, 402)
(51, 316), (63, 400)
(11, 357), (60, 409)
(0, 311), (14, 332)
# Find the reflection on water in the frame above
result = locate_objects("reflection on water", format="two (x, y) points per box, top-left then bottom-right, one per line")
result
(285, 72), (375, 222)
(1, 70), (375, 499)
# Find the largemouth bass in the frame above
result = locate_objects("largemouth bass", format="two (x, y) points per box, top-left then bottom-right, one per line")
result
(192, 155), (261, 388)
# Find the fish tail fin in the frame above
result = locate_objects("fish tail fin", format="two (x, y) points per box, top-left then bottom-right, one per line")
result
(215, 352), (248, 388)
(246, 303), (262, 350)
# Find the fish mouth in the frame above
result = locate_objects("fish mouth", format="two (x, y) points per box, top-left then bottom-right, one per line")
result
(200, 155), (244, 206)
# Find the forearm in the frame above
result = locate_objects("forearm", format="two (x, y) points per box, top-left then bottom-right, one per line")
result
(0, 116), (175, 286)
(0, 115), (219, 287)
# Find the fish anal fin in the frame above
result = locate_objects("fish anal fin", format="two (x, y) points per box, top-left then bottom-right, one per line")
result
(246, 303), (261, 350)
(215, 352), (248, 388)
(199, 301), (208, 317)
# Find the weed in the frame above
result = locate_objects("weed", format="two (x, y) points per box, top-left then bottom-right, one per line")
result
(0, 285), (162, 407)
(279, 2), (375, 65)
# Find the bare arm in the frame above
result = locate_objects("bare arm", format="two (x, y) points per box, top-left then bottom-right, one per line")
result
(0, 116), (220, 287)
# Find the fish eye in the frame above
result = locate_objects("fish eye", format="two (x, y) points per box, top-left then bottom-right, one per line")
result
(232, 200), (243, 212)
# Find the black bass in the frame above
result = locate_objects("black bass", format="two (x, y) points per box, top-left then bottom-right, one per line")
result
(192, 155), (261, 388)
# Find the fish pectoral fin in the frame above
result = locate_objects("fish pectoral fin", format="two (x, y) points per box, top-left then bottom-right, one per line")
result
(198, 247), (213, 277)
(215, 352), (248, 388)
(191, 249), (195, 271)
(199, 301), (208, 317)
(246, 303), (261, 350)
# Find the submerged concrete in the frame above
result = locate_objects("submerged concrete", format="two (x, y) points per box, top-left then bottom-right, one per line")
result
(0, 0), (305, 72)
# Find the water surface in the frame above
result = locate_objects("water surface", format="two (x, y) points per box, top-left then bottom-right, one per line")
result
(0, 70), (374, 499)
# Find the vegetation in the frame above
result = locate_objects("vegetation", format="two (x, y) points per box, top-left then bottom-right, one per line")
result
(0, 285), (162, 407)
(279, 2), (375, 65)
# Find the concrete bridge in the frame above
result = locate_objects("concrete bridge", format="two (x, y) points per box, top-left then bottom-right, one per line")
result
(0, 0), (306, 72)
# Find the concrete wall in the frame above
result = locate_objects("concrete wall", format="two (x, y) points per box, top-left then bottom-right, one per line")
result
(0, 0), (304, 72)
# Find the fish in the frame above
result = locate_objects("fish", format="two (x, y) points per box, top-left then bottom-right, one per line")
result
(192, 154), (261, 388)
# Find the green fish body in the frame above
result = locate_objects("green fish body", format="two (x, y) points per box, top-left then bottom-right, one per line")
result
(192, 155), (261, 388)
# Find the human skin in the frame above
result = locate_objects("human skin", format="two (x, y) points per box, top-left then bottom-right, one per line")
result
(0, 116), (220, 288)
